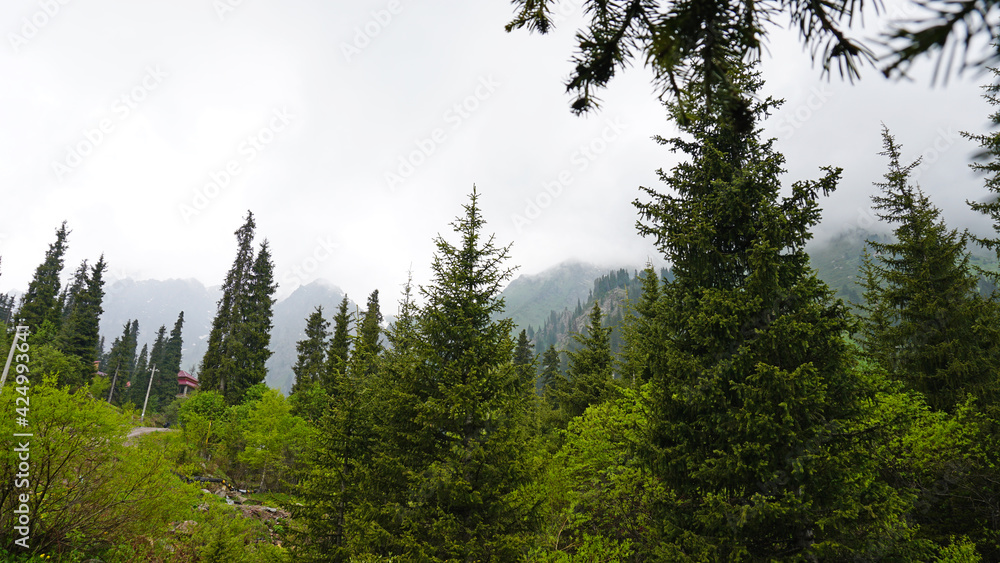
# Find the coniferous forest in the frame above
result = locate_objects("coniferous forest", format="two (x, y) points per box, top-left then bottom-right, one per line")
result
(7, 2), (1000, 561)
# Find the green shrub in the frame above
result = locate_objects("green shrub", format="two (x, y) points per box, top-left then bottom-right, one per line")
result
(0, 380), (194, 557)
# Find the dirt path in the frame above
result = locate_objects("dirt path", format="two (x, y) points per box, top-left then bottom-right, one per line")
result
(126, 426), (175, 445)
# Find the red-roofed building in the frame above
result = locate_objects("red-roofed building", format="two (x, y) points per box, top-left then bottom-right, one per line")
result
(178, 370), (199, 396)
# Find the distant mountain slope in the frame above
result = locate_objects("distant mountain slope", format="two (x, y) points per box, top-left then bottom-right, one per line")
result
(266, 281), (357, 395)
(98, 228), (1000, 399)
(524, 267), (670, 364)
(500, 261), (613, 330)
(100, 278), (219, 374)
(806, 228), (1000, 305)
(100, 278), (360, 395)
(516, 230), (978, 372)
(805, 229), (885, 305)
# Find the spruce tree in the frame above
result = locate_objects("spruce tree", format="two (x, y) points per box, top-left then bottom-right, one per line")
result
(57, 255), (107, 374)
(149, 326), (166, 370)
(358, 289), (382, 356)
(324, 296), (351, 390)
(538, 344), (561, 394)
(556, 301), (614, 421)
(162, 312), (185, 378)
(363, 188), (535, 560)
(200, 213), (276, 404)
(200, 214), (256, 400)
(18, 221), (69, 334)
(0, 290), (15, 326)
(59, 260), (89, 326)
(320, 311), (384, 558)
(105, 320), (139, 405)
(859, 127), (1000, 412)
(865, 118), (1000, 557)
(512, 329), (536, 393)
(385, 273), (418, 354)
(297, 282), (423, 561)
(298, 325), (380, 561)
(618, 264), (661, 387)
(633, 67), (912, 558)
(291, 306), (330, 394)
(240, 239), (276, 399)
(148, 324), (178, 411)
(964, 66), (1000, 288)
(536, 343), (565, 434)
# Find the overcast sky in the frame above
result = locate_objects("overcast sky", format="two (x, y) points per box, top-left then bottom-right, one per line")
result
(1, 0), (996, 304)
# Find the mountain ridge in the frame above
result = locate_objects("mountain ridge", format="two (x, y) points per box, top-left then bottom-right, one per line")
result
(89, 230), (962, 396)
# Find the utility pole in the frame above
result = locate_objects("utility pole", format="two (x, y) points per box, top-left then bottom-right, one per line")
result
(0, 326), (28, 393)
(140, 364), (157, 423)
(107, 363), (121, 403)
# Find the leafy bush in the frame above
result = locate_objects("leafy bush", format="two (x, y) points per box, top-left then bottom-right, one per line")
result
(172, 387), (310, 493)
(179, 390), (228, 425)
(161, 397), (183, 427)
(0, 379), (192, 557)
(237, 388), (313, 492)
(533, 385), (661, 561)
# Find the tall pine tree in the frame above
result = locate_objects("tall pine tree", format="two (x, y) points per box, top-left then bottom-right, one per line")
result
(633, 67), (912, 559)
(200, 213), (256, 402)
(859, 127), (1000, 412)
(553, 301), (614, 423)
(291, 306), (330, 394)
(200, 212), (277, 404)
(18, 222), (69, 335)
(538, 344), (561, 395)
(241, 239), (277, 397)
(512, 329), (536, 394)
(105, 320), (139, 405)
(58, 260), (89, 329)
(964, 65), (1000, 289)
(56, 255), (107, 375)
(297, 317), (380, 561)
(617, 264), (661, 388)
(324, 296), (351, 391)
(148, 324), (177, 411)
(162, 312), (185, 378)
(296, 281), (426, 560)
(358, 188), (536, 560)
(358, 290), (382, 356)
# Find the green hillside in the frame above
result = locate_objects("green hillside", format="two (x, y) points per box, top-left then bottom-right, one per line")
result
(807, 228), (1000, 305)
